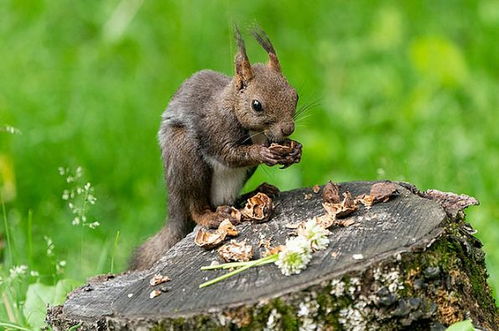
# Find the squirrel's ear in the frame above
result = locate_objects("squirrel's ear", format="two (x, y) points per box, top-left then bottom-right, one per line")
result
(234, 27), (253, 89)
(251, 27), (281, 72)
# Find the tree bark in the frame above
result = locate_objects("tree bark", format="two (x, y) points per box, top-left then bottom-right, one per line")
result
(47, 181), (498, 330)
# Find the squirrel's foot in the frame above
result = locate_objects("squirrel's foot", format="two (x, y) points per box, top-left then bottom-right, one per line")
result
(255, 182), (280, 198)
(206, 206), (241, 228)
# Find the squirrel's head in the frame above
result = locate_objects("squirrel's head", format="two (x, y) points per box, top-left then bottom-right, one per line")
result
(230, 27), (298, 144)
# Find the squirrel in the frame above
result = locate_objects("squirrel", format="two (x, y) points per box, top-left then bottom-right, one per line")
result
(130, 28), (302, 270)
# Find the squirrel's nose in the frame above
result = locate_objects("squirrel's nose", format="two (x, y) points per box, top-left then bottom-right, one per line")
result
(281, 122), (295, 137)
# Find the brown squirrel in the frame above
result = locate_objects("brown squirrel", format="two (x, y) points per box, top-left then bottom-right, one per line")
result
(130, 28), (302, 270)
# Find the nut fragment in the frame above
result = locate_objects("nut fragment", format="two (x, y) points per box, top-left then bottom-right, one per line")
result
(149, 274), (171, 286)
(323, 192), (359, 219)
(218, 240), (254, 262)
(194, 218), (240, 250)
(149, 289), (161, 299)
(268, 140), (299, 169)
(323, 181), (341, 204)
(356, 194), (375, 208)
(241, 192), (273, 223)
(218, 219), (239, 236)
(194, 229), (227, 249)
(228, 207), (242, 224)
(312, 185), (321, 194)
(263, 245), (285, 257)
(370, 182), (398, 202)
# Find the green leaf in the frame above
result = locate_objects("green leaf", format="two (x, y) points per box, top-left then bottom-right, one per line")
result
(446, 319), (475, 331)
(23, 279), (80, 329)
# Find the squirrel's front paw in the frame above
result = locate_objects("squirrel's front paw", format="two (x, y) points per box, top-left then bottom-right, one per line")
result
(280, 140), (302, 168)
(259, 146), (286, 166)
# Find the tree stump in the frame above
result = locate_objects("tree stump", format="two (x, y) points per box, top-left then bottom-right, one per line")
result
(47, 181), (498, 330)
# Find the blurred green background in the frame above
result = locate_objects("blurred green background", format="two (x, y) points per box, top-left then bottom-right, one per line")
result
(1, 0), (498, 323)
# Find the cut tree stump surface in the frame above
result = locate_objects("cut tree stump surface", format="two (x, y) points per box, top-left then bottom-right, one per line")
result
(48, 181), (497, 330)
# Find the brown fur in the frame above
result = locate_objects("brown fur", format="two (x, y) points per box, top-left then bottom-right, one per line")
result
(129, 28), (301, 270)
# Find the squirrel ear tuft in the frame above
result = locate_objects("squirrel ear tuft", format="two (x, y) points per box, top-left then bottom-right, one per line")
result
(251, 26), (281, 72)
(234, 26), (253, 89)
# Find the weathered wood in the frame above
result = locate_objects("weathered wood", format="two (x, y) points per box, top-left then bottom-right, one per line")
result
(47, 181), (497, 330)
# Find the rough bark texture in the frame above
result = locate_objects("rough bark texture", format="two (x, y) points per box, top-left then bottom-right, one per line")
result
(47, 181), (498, 330)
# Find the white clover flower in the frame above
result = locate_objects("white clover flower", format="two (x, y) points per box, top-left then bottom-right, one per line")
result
(299, 218), (331, 251)
(275, 236), (312, 276)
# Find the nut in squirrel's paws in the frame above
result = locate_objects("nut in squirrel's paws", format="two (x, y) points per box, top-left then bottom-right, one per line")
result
(268, 139), (302, 169)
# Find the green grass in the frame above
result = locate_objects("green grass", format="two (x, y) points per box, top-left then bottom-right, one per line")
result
(1, 0), (498, 328)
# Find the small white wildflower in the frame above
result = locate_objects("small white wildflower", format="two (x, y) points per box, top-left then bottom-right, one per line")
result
(88, 221), (100, 229)
(30, 270), (40, 277)
(58, 167), (66, 176)
(1, 125), (22, 135)
(87, 194), (96, 204)
(275, 237), (312, 276)
(76, 167), (83, 178)
(9, 265), (28, 279)
(62, 190), (70, 200)
(76, 187), (83, 194)
(59, 260), (67, 267)
(298, 218), (331, 251)
(66, 176), (74, 183)
(72, 217), (80, 225)
(84, 182), (91, 191)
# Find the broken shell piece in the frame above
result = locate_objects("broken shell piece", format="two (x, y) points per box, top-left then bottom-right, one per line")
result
(323, 181), (341, 204)
(217, 240), (254, 262)
(370, 182), (398, 202)
(356, 194), (375, 208)
(149, 273), (171, 286)
(149, 289), (161, 299)
(264, 245), (285, 257)
(315, 214), (335, 228)
(322, 192), (359, 220)
(229, 207), (242, 224)
(352, 254), (364, 260)
(218, 219), (239, 237)
(312, 185), (321, 194)
(194, 228), (227, 249)
(241, 192), (273, 223)
(304, 193), (313, 200)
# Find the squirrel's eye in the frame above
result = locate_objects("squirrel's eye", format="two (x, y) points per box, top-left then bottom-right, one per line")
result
(251, 99), (263, 112)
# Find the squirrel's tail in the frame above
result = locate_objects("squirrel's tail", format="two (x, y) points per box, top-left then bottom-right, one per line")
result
(129, 218), (194, 270)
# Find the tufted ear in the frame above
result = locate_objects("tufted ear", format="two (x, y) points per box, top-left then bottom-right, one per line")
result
(234, 26), (253, 89)
(251, 27), (281, 72)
